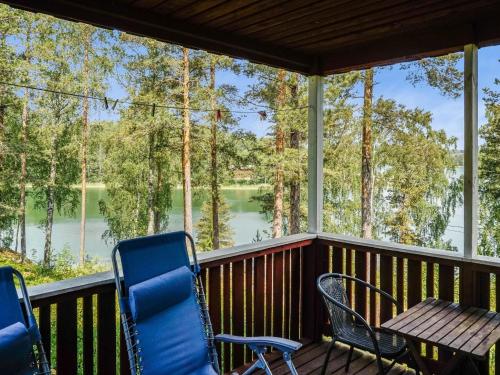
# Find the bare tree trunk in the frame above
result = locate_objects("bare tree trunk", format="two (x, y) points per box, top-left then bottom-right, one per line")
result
(44, 135), (57, 267)
(361, 68), (374, 239)
(272, 69), (286, 238)
(19, 88), (29, 260)
(154, 132), (163, 233)
(147, 132), (155, 235)
(79, 28), (90, 265)
(289, 73), (300, 235)
(209, 58), (220, 249)
(182, 47), (193, 234)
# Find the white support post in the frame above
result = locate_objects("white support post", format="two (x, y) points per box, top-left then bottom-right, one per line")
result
(307, 76), (324, 233)
(463, 44), (478, 259)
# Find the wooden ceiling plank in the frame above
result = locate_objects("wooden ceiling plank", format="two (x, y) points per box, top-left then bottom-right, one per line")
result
(281, 0), (467, 47)
(251, 0), (405, 42)
(225, 0), (335, 34)
(169, 0), (229, 19)
(1, 0), (313, 74)
(320, 12), (500, 75)
(206, 0), (291, 29)
(296, 0), (495, 52)
(154, 0), (201, 14)
(131, 0), (169, 9)
(182, 0), (267, 25)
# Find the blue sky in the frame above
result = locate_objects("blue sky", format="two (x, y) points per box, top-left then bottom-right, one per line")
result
(100, 45), (499, 146)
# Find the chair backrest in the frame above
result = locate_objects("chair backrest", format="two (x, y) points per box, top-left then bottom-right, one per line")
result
(0, 266), (49, 375)
(317, 273), (355, 337)
(112, 231), (218, 375)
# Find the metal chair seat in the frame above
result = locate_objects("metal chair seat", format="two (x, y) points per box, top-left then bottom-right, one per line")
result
(337, 325), (406, 357)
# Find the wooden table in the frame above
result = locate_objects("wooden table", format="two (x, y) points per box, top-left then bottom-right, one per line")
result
(381, 297), (500, 375)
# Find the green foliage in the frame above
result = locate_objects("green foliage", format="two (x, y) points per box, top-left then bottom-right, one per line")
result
(479, 78), (500, 256)
(196, 197), (234, 251)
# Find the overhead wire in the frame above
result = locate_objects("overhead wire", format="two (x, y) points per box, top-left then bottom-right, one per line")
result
(0, 80), (310, 115)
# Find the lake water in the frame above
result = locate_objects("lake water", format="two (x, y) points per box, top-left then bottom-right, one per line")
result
(23, 188), (270, 262)
(21, 175), (465, 263)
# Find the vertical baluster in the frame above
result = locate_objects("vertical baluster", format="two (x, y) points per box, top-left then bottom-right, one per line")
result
(396, 257), (404, 311)
(209, 266), (222, 362)
(407, 259), (422, 308)
(332, 247), (343, 274)
(232, 261), (245, 368)
(82, 295), (94, 375)
(273, 252), (284, 338)
(254, 256), (265, 337)
(39, 305), (51, 368)
(379, 255), (393, 324)
(283, 251), (290, 338)
(289, 249), (301, 340)
(245, 259), (254, 363)
(98, 289), (116, 375)
(438, 264), (454, 362)
(223, 263), (231, 373)
(425, 262), (435, 358)
(346, 249), (353, 302)
(355, 249), (368, 320)
(370, 252), (377, 326)
(266, 254), (273, 336)
(475, 272), (491, 375)
(57, 299), (78, 374)
(120, 322), (131, 375)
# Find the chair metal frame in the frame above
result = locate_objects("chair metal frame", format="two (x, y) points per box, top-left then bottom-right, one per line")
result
(1, 267), (51, 375)
(112, 231), (301, 375)
(317, 273), (412, 375)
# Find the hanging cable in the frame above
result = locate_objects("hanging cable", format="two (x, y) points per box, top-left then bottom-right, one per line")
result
(0, 80), (310, 115)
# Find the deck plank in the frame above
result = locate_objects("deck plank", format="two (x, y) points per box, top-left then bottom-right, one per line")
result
(230, 341), (414, 375)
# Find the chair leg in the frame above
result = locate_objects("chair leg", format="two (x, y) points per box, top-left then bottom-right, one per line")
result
(283, 352), (299, 375)
(375, 355), (386, 375)
(345, 346), (354, 373)
(321, 339), (336, 375)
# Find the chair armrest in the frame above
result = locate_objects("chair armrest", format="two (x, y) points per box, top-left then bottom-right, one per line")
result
(215, 334), (302, 353)
(334, 274), (403, 313)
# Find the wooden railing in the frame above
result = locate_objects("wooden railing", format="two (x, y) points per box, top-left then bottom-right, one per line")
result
(24, 232), (500, 374)
(26, 233), (316, 375)
(318, 233), (500, 375)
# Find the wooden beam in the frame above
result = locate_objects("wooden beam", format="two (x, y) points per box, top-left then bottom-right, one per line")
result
(463, 43), (479, 259)
(307, 76), (324, 233)
(320, 10), (500, 75)
(0, 0), (314, 75)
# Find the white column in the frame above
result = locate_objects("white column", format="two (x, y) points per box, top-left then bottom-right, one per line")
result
(307, 76), (324, 233)
(463, 44), (478, 258)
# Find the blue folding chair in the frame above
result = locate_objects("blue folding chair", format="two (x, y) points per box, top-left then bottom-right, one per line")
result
(0, 266), (50, 375)
(112, 231), (301, 375)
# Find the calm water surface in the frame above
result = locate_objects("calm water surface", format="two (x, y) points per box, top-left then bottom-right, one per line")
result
(24, 188), (269, 262)
(22, 171), (465, 263)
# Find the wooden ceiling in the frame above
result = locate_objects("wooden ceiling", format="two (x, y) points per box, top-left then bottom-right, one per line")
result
(2, 0), (500, 75)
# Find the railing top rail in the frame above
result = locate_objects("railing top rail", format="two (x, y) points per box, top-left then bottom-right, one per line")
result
(318, 232), (500, 271)
(26, 233), (316, 303)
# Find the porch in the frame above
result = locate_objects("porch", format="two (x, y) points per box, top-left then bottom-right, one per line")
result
(26, 233), (500, 374)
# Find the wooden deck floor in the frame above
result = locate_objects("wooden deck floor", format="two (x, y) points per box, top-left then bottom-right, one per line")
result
(233, 341), (415, 375)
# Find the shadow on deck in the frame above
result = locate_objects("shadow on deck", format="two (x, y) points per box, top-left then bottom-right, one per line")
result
(233, 341), (415, 375)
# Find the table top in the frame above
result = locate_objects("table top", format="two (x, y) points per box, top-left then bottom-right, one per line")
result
(381, 297), (500, 359)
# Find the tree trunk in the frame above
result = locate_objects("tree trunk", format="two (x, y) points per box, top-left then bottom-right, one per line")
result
(209, 58), (220, 249)
(147, 132), (155, 235)
(289, 73), (300, 235)
(154, 133), (163, 233)
(272, 69), (286, 238)
(182, 47), (193, 234)
(79, 28), (90, 265)
(361, 68), (374, 239)
(19, 88), (29, 261)
(44, 135), (57, 267)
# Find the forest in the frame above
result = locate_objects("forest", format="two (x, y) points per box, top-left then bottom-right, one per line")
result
(0, 6), (499, 275)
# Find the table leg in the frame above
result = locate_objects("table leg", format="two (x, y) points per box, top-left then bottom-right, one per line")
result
(407, 340), (431, 375)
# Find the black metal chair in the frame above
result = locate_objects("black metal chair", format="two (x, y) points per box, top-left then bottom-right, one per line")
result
(317, 273), (410, 375)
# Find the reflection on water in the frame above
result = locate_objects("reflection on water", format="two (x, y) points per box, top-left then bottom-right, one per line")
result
(24, 188), (270, 262)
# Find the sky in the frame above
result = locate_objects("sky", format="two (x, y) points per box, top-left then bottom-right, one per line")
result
(97, 45), (499, 146)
